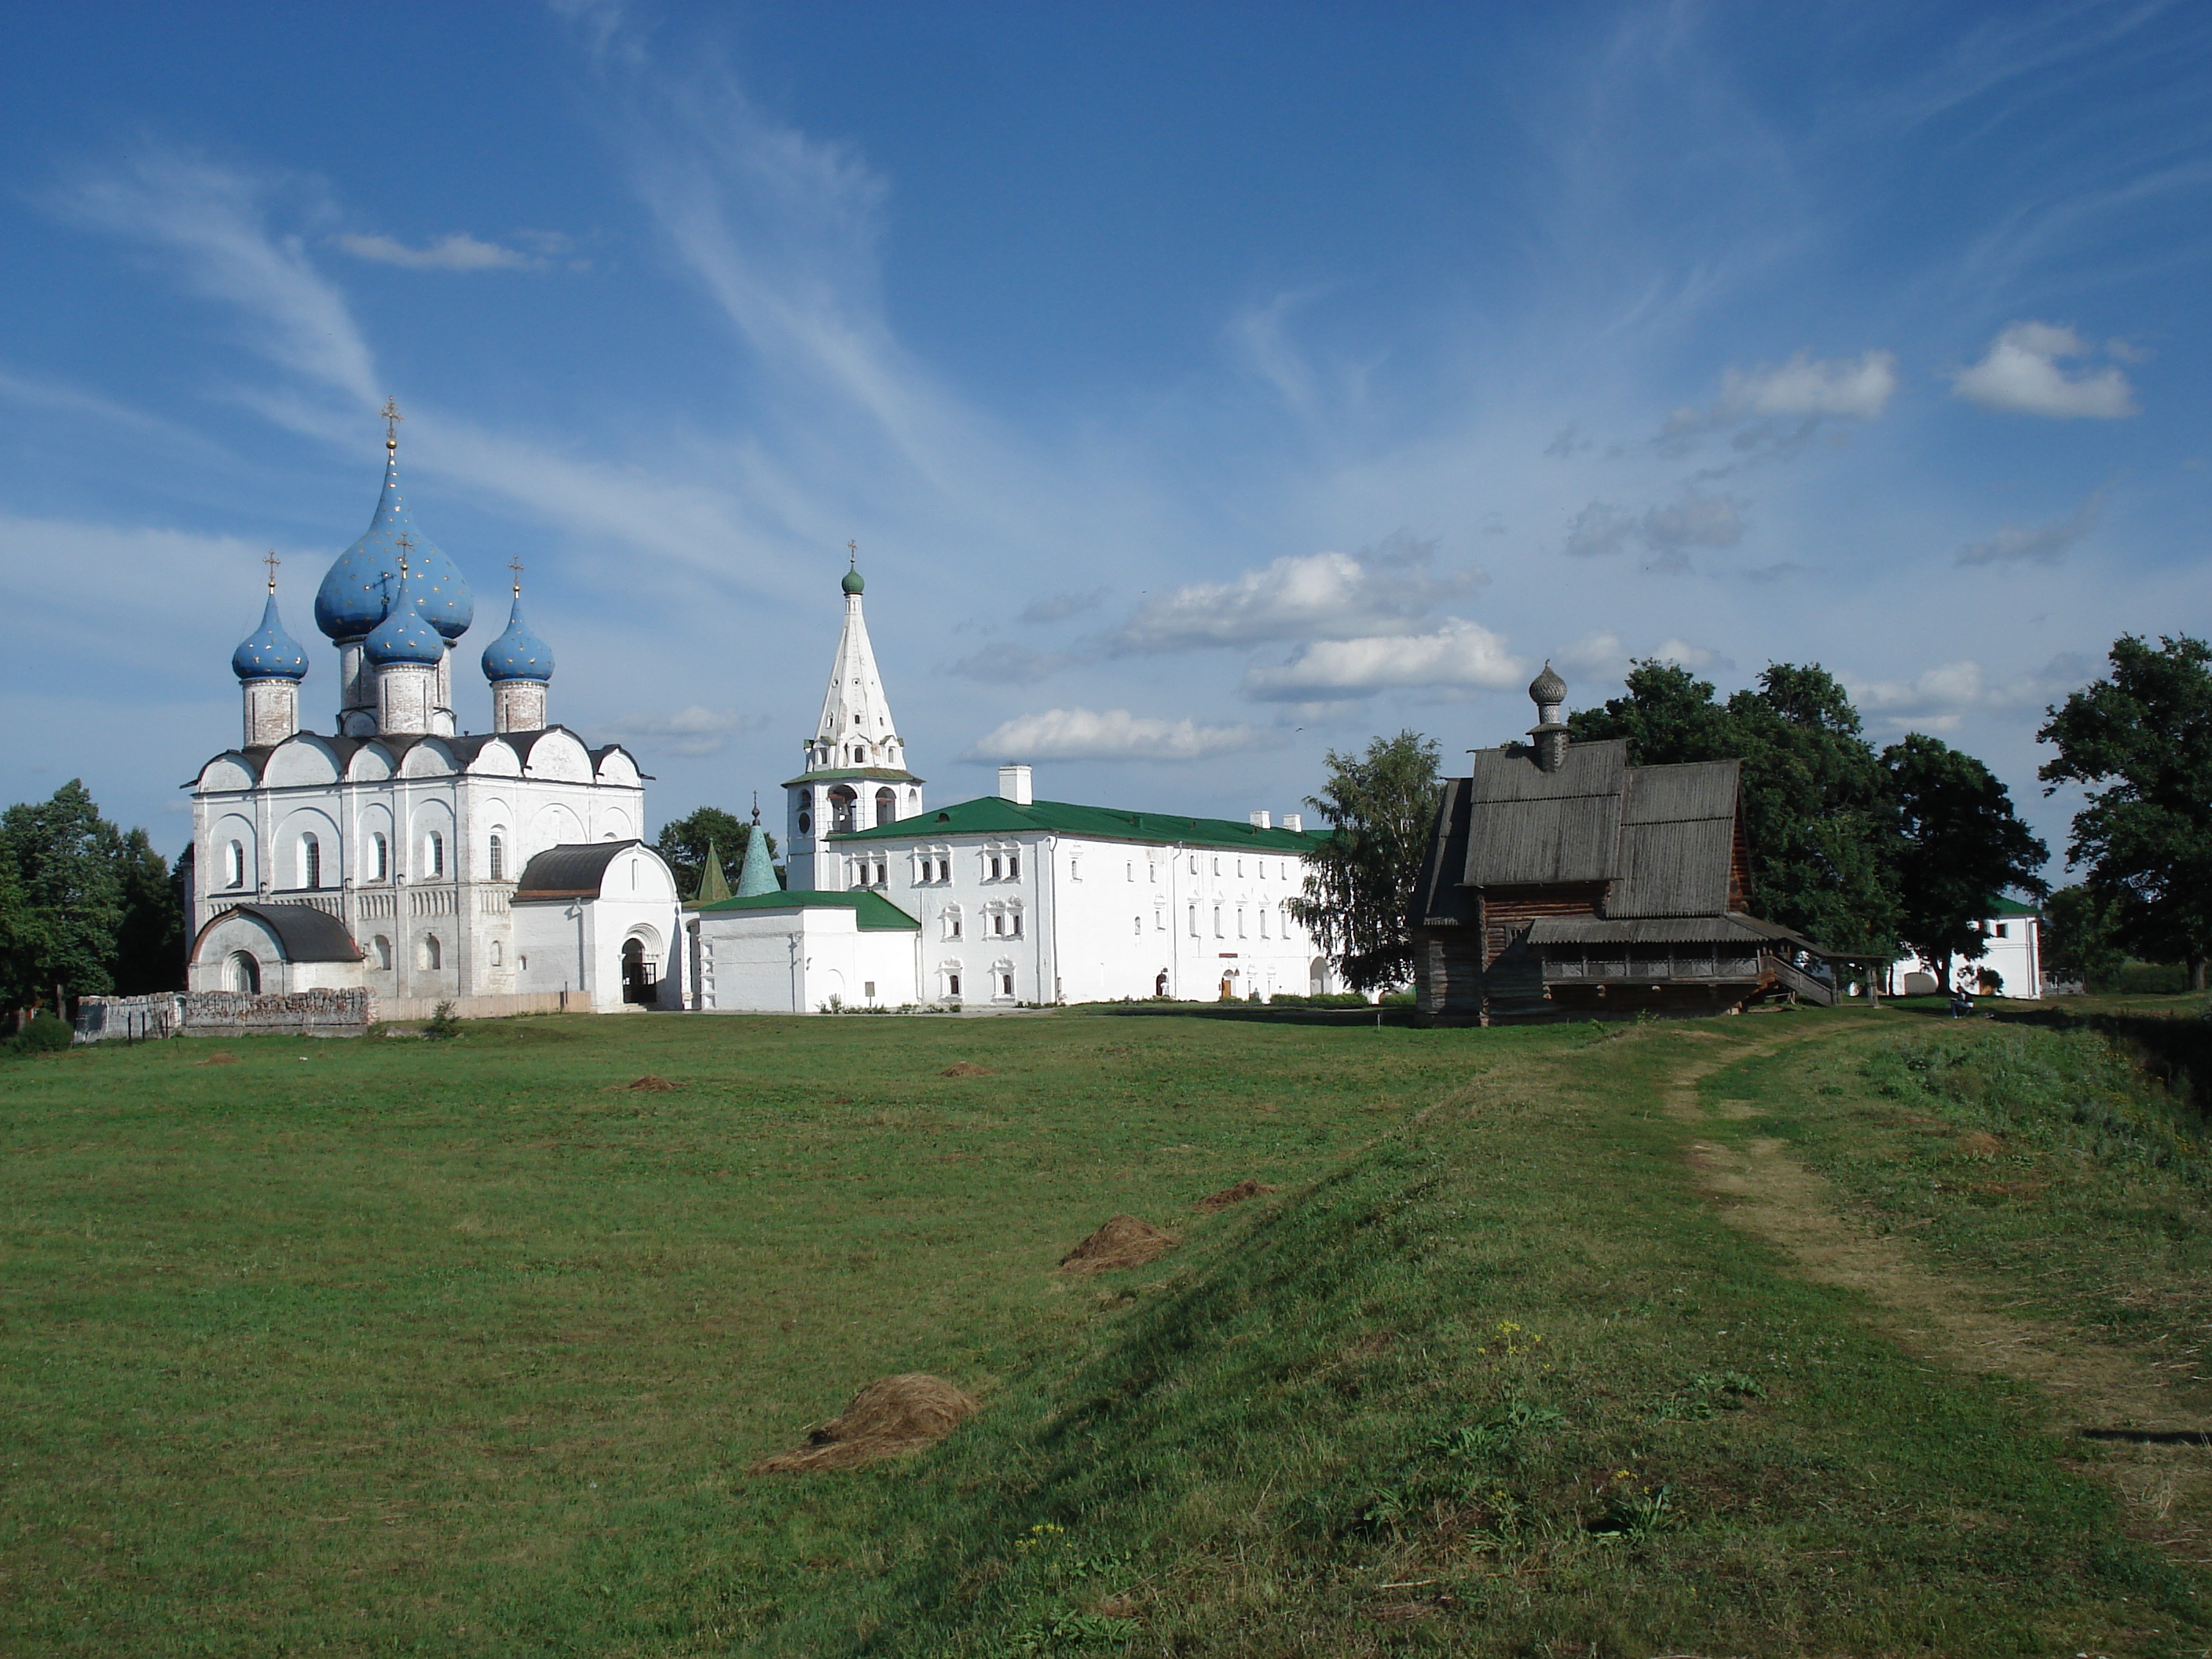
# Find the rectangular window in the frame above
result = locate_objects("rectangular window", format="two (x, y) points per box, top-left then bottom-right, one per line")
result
(1188, 905), (1198, 936)
(1126, 861), (1134, 881)
(1260, 909), (1269, 938)
(1012, 913), (1023, 937)
(1214, 906), (1223, 937)
(1071, 858), (1081, 881)
(1009, 853), (1020, 879)
(948, 973), (961, 997)
(1238, 907), (1247, 937)
(1994, 922), (2009, 938)
(989, 855), (1002, 880)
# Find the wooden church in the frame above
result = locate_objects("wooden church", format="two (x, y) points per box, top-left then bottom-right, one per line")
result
(1410, 665), (1836, 1024)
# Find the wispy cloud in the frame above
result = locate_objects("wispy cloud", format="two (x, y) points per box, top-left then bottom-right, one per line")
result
(1851, 653), (2094, 731)
(965, 706), (1271, 762)
(1243, 618), (1522, 700)
(601, 704), (764, 756)
(1954, 489), (2105, 567)
(1951, 322), (2138, 419)
(335, 232), (536, 272)
(1019, 587), (1109, 625)
(1564, 493), (1745, 570)
(52, 148), (377, 403)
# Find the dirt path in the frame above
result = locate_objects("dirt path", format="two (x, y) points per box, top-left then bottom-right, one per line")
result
(1665, 1024), (2212, 1562)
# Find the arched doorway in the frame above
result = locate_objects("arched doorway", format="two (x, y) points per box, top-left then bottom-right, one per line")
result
(1155, 970), (1169, 998)
(229, 951), (261, 994)
(622, 937), (655, 1005)
(1309, 957), (1328, 996)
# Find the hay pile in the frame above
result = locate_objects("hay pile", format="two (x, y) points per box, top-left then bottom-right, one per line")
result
(1192, 1177), (1278, 1214)
(942, 1061), (992, 1077)
(1059, 1214), (1176, 1275)
(748, 1373), (978, 1474)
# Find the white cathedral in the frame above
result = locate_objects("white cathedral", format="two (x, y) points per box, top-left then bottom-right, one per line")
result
(188, 419), (1336, 1016)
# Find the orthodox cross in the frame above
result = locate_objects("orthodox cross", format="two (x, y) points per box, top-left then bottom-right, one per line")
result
(262, 549), (281, 591)
(507, 554), (526, 598)
(847, 540), (859, 567)
(381, 397), (404, 447)
(395, 529), (415, 577)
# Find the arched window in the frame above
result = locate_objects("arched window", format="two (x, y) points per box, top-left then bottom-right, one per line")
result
(875, 786), (897, 826)
(371, 832), (388, 881)
(229, 951), (260, 994)
(490, 939), (504, 967)
(943, 906), (962, 940)
(1133, 916), (1141, 936)
(798, 808), (812, 836)
(301, 833), (321, 890)
(372, 935), (392, 970)
(999, 970), (1016, 998)
(988, 855), (1002, 881)
(829, 786), (858, 834)
(425, 830), (445, 878)
(421, 934), (442, 970)
(225, 840), (246, 888)
(489, 833), (505, 881)
(1008, 852), (1020, 880)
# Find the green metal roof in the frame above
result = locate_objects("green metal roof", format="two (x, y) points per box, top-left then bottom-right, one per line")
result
(1986, 894), (2042, 918)
(829, 794), (1330, 855)
(688, 889), (920, 930)
(778, 765), (925, 788)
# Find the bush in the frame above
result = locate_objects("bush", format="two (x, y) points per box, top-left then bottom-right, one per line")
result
(11, 1013), (74, 1055)
(423, 1001), (463, 1041)
(2115, 961), (2188, 995)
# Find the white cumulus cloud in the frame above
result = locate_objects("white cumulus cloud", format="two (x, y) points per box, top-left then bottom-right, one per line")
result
(1243, 618), (1522, 700)
(1849, 654), (2093, 731)
(1951, 322), (2137, 419)
(1716, 349), (1897, 419)
(335, 232), (536, 272)
(1106, 540), (1482, 654)
(965, 707), (1269, 762)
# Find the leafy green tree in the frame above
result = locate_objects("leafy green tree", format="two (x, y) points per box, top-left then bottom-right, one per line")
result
(1573, 660), (1901, 950)
(1882, 733), (2049, 985)
(112, 830), (185, 994)
(0, 780), (127, 1004)
(0, 854), (46, 1014)
(2042, 884), (2125, 991)
(2039, 634), (2212, 990)
(654, 807), (776, 902)
(1289, 731), (1442, 993)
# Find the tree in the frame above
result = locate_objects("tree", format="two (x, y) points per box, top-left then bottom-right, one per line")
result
(1573, 660), (1901, 951)
(0, 780), (126, 1004)
(0, 853), (46, 1015)
(1289, 731), (1442, 993)
(1882, 732), (2049, 986)
(2042, 884), (2124, 991)
(654, 807), (776, 902)
(112, 830), (185, 994)
(2038, 633), (2212, 990)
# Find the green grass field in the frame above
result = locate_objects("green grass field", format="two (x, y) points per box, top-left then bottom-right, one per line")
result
(4, 1000), (2210, 1655)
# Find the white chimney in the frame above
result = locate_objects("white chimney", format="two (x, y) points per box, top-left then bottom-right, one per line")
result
(1282, 813), (1302, 832)
(997, 764), (1034, 805)
(1249, 811), (1271, 829)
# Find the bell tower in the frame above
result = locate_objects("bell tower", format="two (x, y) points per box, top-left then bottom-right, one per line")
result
(784, 546), (925, 891)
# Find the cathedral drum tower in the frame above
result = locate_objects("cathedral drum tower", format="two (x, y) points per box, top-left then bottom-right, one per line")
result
(783, 548), (925, 891)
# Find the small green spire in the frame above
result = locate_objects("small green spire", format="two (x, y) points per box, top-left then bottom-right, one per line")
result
(842, 538), (864, 595)
(735, 822), (778, 896)
(695, 841), (731, 905)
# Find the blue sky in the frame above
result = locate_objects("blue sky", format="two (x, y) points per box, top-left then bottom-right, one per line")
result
(3, 2), (2207, 870)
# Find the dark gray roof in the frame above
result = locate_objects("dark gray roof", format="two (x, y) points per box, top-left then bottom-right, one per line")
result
(1412, 777), (1478, 926)
(514, 840), (643, 900)
(194, 903), (364, 963)
(1606, 760), (1741, 918)
(1528, 914), (1768, 947)
(1460, 740), (1628, 887)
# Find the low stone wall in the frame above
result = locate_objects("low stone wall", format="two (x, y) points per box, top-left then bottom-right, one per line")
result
(182, 988), (373, 1038)
(75, 994), (185, 1042)
(375, 991), (578, 1023)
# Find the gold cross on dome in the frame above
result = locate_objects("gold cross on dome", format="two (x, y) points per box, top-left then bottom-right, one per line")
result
(262, 549), (281, 591)
(507, 554), (526, 597)
(847, 540), (859, 566)
(394, 529), (415, 576)
(381, 397), (404, 446)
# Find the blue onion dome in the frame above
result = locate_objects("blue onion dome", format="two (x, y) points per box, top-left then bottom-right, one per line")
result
(481, 594), (555, 683)
(364, 569), (445, 667)
(313, 438), (474, 642)
(232, 591), (310, 682)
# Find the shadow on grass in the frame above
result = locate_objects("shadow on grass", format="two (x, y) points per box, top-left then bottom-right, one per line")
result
(1069, 1001), (1419, 1028)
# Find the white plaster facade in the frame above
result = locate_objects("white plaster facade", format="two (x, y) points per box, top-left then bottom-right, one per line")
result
(690, 899), (922, 1013)
(1892, 900), (2044, 998)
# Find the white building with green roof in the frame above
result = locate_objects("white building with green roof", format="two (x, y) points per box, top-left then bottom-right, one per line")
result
(683, 561), (1340, 1011)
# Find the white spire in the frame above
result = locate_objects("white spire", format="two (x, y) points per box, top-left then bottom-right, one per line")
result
(806, 558), (904, 774)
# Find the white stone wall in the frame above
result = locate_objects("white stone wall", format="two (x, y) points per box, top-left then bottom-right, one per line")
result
(690, 906), (921, 1013)
(822, 828), (1331, 1005)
